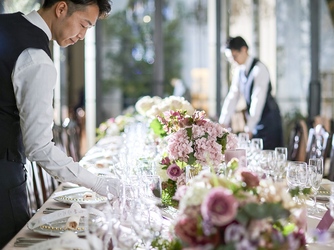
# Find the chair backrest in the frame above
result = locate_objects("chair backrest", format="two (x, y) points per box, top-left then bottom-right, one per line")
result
(25, 159), (43, 215)
(305, 124), (331, 164)
(287, 120), (308, 161)
(328, 136), (334, 181)
(52, 122), (67, 153)
(63, 118), (81, 161)
(25, 159), (59, 214)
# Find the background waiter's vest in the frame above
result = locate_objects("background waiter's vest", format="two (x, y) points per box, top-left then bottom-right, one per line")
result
(240, 58), (280, 122)
(0, 12), (51, 163)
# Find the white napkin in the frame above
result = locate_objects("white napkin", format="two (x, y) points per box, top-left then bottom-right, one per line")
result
(65, 202), (82, 230)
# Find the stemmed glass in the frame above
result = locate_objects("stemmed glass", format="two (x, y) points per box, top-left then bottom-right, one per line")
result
(308, 158), (323, 214)
(238, 132), (250, 149)
(130, 201), (163, 249)
(286, 161), (308, 204)
(259, 150), (275, 179)
(274, 147), (288, 182)
(141, 174), (162, 206)
(248, 138), (263, 174)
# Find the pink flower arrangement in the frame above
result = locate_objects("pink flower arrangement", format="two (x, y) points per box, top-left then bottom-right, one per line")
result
(156, 110), (238, 207)
(158, 110), (238, 167)
(171, 163), (307, 250)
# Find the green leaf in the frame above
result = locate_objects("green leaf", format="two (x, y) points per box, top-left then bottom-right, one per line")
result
(217, 133), (228, 154)
(187, 152), (196, 165)
(150, 118), (167, 137)
(236, 209), (251, 225)
(240, 202), (290, 221)
(282, 223), (295, 236)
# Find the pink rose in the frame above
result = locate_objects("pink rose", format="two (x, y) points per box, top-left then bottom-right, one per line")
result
(174, 216), (219, 246)
(167, 164), (182, 180)
(241, 170), (260, 188)
(201, 187), (238, 226)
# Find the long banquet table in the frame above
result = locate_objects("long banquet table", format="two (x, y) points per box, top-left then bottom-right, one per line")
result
(3, 183), (334, 249)
(4, 133), (334, 249)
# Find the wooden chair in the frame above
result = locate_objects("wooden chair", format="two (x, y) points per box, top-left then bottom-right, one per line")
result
(25, 158), (59, 214)
(287, 120), (308, 161)
(305, 124), (331, 164)
(52, 122), (67, 153)
(63, 118), (81, 161)
(25, 159), (44, 215)
(328, 135), (334, 181)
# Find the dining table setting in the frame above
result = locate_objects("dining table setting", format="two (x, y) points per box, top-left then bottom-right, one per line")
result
(4, 95), (334, 250)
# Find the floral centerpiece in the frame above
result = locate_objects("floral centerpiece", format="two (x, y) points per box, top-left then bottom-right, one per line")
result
(155, 110), (238, 207)
(154, 159), (307, 250)
(135, 95), (195, 137)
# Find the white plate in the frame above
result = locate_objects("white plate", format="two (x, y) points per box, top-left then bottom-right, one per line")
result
(54, 192), (107, 205)
(27, 217), (87, 237)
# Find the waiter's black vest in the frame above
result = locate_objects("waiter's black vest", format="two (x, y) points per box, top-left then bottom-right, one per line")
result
(242, 58), (279, 122)
(0, 12), (51, 163)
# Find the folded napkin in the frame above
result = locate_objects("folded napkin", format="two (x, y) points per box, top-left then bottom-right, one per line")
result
(65, 202), (82, 230)
(83, 191), (97, 200)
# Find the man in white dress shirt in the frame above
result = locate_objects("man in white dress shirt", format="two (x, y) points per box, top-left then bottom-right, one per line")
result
(219, 36), (283, 150)
(0, 0), (118, 247)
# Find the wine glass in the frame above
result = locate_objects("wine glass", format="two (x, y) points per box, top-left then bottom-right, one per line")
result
(251, 138), (263, 150)
(259, 150), (275, 179)
(238, 132), (250, 149)
(141, 174), (162, 206)
(308, 158), (323, 214)
(286, 161), (308, 204)
(130, 201), (163, 249)
(274, 147), (287, 182)
(84, 204), (111, 250)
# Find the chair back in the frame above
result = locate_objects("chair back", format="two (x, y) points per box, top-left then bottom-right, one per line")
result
(305, 124), (331, 164)
(287, 120), (308, 161)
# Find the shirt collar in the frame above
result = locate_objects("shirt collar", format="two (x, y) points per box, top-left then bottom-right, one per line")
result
(244, 56), (254, 74)
(24, 10), (52, 41)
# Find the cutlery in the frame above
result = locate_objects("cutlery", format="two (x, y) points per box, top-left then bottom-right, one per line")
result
(42, 207), (63, 214)
(14, 237), (47, 247)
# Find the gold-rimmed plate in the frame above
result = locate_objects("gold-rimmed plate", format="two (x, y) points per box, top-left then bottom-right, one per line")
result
(53, 192), (107, 205)
(27, 217), (86, 237)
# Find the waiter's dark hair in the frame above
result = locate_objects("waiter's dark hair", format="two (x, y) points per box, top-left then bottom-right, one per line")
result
(226, 36), (248, 51)
(41, 0), (112, 18)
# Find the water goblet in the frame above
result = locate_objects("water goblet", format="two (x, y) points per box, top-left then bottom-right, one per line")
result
(251, 138), (263, 150)
(286, 161), (308, 204)
(141, 174), (162, 206)
(274, 147), (287, 182)
(308, 158), (323, 214)
(259, 150), (275, 179)
(238, 132), (250, 149)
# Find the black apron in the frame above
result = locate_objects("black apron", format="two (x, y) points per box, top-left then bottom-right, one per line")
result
(240, 58), (283, 150)
(0, 159), (30, 248)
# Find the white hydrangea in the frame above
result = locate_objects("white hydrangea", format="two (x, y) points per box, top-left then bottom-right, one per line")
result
(179, 184), (210, 210)
(135, 95), (195, 119)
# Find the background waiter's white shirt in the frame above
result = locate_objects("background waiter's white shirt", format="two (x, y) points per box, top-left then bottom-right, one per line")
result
(11, 11), (97, 188)
(219, 56), (270, 133)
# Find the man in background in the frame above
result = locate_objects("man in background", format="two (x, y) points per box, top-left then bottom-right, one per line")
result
(219, 36), (283, 149)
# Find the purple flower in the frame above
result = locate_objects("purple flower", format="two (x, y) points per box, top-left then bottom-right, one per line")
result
(166, 164), (182, 180)
(201, 187), (238, 226)
(161, 156), (171, 166)
(174, 216), (219, 246)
